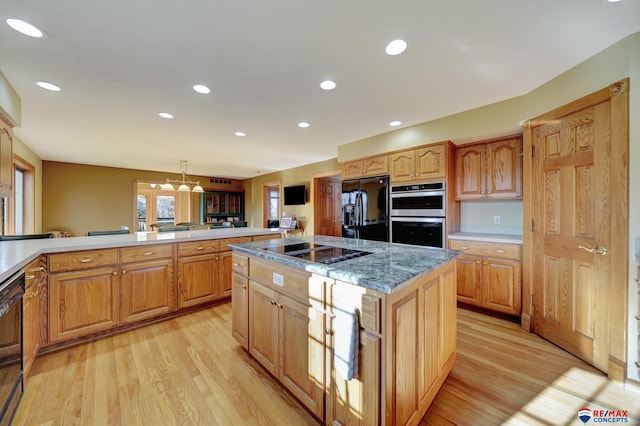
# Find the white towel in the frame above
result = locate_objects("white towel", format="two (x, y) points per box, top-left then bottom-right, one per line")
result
(333, 308), (359, 381)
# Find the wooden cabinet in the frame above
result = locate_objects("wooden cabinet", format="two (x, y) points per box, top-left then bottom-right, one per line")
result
(231, 271), (249, 350)
(455, 136), (523, 200)
(201, 190), (245, 224)
(247, 259), (326, 418)
(0, 121), (13, 195)
(449, 239), (522, 315)
(177, 252), (219, 309)
(23, 257), (47, 381)
(341, 154), (389, 179)
(119, 244), (175, 324)
(390, 142), (449, 183)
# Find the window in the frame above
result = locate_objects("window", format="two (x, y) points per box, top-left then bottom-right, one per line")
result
(3, 156), (35, 235)
(135, 181), (185, 231)
(263, 182), (281, 227)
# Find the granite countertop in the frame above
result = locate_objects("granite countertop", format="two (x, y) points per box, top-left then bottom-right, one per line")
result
(0, 227), (282, 283)
(229, 235), (461, 294)
(448, 232), (523, 244)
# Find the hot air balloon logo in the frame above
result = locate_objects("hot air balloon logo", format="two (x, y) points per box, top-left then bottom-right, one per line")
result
(578, 408), (592, 424)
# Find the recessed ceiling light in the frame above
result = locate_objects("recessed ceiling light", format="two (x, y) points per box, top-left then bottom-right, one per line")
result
(193, 84), (210, 94)
(35, 81), (61, 92)
(298, 122), (310, 128)
(6, 18), (44, 38)
(158, 112), (174, 119)
(235, 131), (246, 137)
(608, 0), (622, 2)
(389, 120), (402, 127)
(385, 39), (407, 56)
(320, 80), (336, 90)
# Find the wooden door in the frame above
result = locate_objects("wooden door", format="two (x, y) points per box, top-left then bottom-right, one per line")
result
(455, 255), (482, 305)
(482, 258), (521, 315)
(529, 81), (628, 374)
(278, 293), (325, 418)
(177, 253), (218, 309)
(248, 281), (278, 375)
(415, 144), (446, 181)
(390, 151), (415, 182)
(455, 144), (485, 200)
(231, 272), (249, 350)
(49, 267), (118, 342)
(314, 178), (341, 237)
(120, 259), (174, 324)
(485, 138), (522, 199)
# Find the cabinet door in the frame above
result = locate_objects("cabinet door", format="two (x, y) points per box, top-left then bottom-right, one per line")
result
(177, 253), (219, 309)
(342, 160), (363, 179)
(120, 259), (175, 324)
(362, 155), (389, 177)
(390, 151), (415, 182)
(455, 255), (482, 305)
(49, 267), (118, 342)
(485, 138), (522, 199)
(415, 144), (446, 181)
(23, 283), (39, 380)
(482, 258), (522, 315)
(455, 144), (485, 200)
(278, 293), (325, 418)
(217, 251), (234, 298)
(0, 126), (12, 194)
(231, 272), (249, 350)
(327, 330), (380, 426)
(249, 281), (279, 375)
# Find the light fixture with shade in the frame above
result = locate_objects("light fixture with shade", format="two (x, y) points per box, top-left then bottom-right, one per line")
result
(162, 160), (204, 193)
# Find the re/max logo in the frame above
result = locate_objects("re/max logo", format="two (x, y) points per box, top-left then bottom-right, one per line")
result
(592, 410), (629, 418)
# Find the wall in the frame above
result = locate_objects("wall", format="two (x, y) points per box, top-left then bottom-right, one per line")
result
(12, 135), (43, 232)
(244, 158), (340, 233)
(42, 161), (223, 236)
(459, 201), (523, 235)
(0, 69), (21, 126)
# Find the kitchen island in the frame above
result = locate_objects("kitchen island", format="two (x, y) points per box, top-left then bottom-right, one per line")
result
(229, 236), (461, 426)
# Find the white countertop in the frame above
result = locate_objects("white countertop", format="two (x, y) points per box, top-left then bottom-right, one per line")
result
(448, 232), (523, 244)
(0, 227), (282, 283)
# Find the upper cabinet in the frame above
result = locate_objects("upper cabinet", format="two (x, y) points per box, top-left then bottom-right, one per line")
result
(201, 190), (245, 225)
(341, 154), (388, 179)
(455, 136), (522, 200)
(389, 142), (451, 183)
(0, 119), (13, 196)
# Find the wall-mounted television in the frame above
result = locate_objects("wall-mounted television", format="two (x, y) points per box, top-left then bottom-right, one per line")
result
(284, 185), (306, 205)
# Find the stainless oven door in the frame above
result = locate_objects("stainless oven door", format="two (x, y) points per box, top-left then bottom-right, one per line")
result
(0, 272), (24, 426)
(390, 217), (445, 249)
(390, 191), (445, 217)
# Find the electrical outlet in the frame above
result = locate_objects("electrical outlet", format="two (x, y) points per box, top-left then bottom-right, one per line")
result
(494, 215), (501, 225)
(273, 272), (284, 287)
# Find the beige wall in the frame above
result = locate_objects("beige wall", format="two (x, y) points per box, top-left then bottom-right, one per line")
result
(244, 158), (340, 233)
(42, 161), (223, 236)
(0, 69), (21, 126)
(13, 135), (43, 232)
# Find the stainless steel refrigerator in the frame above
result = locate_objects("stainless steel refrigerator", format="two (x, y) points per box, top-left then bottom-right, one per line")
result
(341, 175), (389, 242)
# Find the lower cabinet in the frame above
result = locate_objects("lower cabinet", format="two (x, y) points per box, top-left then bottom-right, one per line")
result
(231, 271), (249, 350)
(22, 257), (47, 381)
(177, 252), (219, 309)
(249, 279), (325, 418)
(449, 239), (522, 315)
(120, 259), (175, 324)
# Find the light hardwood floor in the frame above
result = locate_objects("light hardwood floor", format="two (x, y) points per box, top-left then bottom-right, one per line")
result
(13, 305), (640, 426)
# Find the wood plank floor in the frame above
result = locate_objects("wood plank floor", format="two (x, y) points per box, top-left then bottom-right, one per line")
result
(13, 305), (640, 425)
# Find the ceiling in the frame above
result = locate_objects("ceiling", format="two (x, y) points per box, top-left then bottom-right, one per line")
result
(1, 0), (639, 179)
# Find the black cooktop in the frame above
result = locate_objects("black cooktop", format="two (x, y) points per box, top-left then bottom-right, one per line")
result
(261, 243), (371, 265)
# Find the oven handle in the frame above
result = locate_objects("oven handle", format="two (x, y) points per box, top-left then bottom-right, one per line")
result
(390, 190), (445, 198)
(0, 271), (25, 319)
(390, 216), (445, 224)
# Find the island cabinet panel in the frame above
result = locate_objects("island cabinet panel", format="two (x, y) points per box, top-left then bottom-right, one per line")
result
(248, 280), (279, 375)
(119, 259), (175, 324)
(22, 257), (47, 381)
(48, 267), (118, 342)
(231, 271), (249, 350)
(454, 255), (482, 305)
(218, 237), (251, 297)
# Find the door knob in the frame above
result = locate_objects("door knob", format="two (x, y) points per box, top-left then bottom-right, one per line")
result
(578, 245), (607, 255)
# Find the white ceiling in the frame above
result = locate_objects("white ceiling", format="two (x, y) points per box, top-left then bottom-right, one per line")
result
(1, 0), (639, 179)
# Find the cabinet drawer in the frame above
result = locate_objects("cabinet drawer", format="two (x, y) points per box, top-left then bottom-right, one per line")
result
(178, 240), (220, 256)
(252, 233), (282, 242)
(449, 240), (521, 260)
(120, 244), (174, 263)
(232, 253), (249, 276)
(250, 257), (309, 301)
(220, 236), (251, 251)
(49, 249), (119, 272)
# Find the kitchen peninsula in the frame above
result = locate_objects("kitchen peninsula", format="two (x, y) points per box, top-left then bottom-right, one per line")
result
(229, 236), (460, 425)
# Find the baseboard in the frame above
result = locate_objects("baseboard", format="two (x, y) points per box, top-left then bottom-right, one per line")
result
(520, 312), (532, 332)
(608, 355), (627, 382)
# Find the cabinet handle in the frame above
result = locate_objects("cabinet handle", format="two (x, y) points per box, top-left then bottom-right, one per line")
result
(122, 270), (127, 275)
(325, 328), (333, 335)
(242, 284), (247, 290)
(196, 246), (205, 251)
(233, 262), (241, 267)
(29, 290), (39, 298)
(79, 258), (93, 263)
(27, 267), (44, 273)
(277, 303), (283, 309)
(25, 274), (36, 280)
(460, 246), (469, 250)
(476, 260), (480, 264)
(483, 261), (487, 265)
(112, 271), (118, 276)
(495, 249), (505, 253)
(143, 252), (153, 256)
(270, 300), (276, 306)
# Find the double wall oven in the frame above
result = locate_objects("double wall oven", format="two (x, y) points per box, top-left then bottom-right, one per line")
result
(0, 271), (24, 426)
(390, 181), (446, 249)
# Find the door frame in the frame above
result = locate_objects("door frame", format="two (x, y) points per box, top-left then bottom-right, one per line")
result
(522, 79), (629, 380)
(312, 169), (341, 236)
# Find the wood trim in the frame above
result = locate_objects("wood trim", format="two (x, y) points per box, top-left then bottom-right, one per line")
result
(608, 355), (627, 382)
(340, 139), (452, 165)
(12, 153), (36, 234)
(454, 133), (523, 149)
(262, 180), (281, 228)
